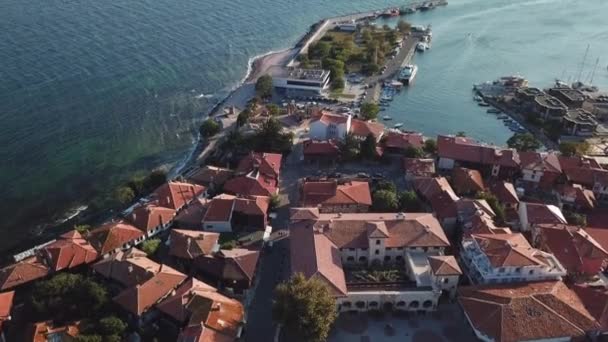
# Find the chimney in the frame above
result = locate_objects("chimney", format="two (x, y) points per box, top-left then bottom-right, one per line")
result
(396, 212), (406, 220)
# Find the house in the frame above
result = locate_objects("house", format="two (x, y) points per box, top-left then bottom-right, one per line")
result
(113, 264), (187, 317)
(460, 233), (566, 284)
(86, 220), (145, 256)
(201, 195), (270, 233)
(157, 278), (245, 341)
(452, 167), (485, 196)
(302, 139), (340, 163)
(174, 198), (209, 229)
(40, 230), (98, 272)
(300, 180), (372, 213)
(558, 155), (602, 188)
(532, 224), (608, 276)
(382, 131), (424, 154)
(519, 151), (562, 189)
(27, 321), (82, 342)
(412, 177), (456, 202)
(572, 284), (608, 331)
(92, 248), (161, 287)
(0, 291), (14, 341)
(426, 256), (463, 299)
(289, 211), (457, 312)
(309, 111), (351, 140)
(592, 171), (608, 201)
(413, 177), (459, 229)
(349, 119), (385, 142)
(403, 158), (435, 181)
(558, 184), (597, 211)
(194, 248), (261, 294)
(459, 281), (599, 342)
(489, 180), (519, 210)
(224, 152), (282, 197)
(0, 256), (50, 291)
(187, 165), (234, 190)
(169, 230), (220, 260)
(127, 203), (176, 238)
(151, 181), (206, 212)
(518, 202), (567, 232)
(455, 199), (495, 227)
(464, 212), (512, 237)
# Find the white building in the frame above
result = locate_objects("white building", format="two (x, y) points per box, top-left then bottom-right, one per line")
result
(460, 233), (566, 285)
(290, 210), (462, 313)
(272, 67), (330, 95)
(309, 111), (351, 140)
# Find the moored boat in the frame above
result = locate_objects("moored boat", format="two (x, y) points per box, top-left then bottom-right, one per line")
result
(487, 108), (501, 114)
(394, 122), (404, 128)
(398, 64), (418, 85)
(382, 115), (393, 121)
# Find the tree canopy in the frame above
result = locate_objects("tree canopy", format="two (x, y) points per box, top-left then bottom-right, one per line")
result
(360, 103), (380, 120)
(559, 141), (590, 157)
(237, 109), (252, 127)
(372, 189), (399, 212)
(423, 139), (437, 155)
(255, 74), (273, 98)
(360, 133), (378, 160)
(397, 19), (411, 33)
(114, 186), (135, 205)
(477, 192), (506, 225)
(507, 133), (541, 152)
(398, 191), (422, 211)
(273, 273), (337, 342)
(339, 133), (360, 161)
(140, 238), (161, 256)
(200, 119), (220, 138)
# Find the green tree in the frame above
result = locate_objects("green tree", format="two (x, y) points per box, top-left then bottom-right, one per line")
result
(423, 139), (437, 155)
(362, 29), (373, 43)
(360, 103), (380, 120)
(372, 189), (399, 212)
(398, 191), (421, 211)
(255, 74), (273, 98)
(309, 41), (332, 59)
(565, 211), (587, 226)
(507, 133), (541, 152)
(360, 133), (377, 160)
(270, 194), (281, 210)
(237, 109), (252, 127)
(140, 238), (161, 256)
(144, 169), (167, 192)
(397, 19), (411, 33)
(114, 186), (135, 205)
(331, 76), (344, 90)
(98, 316), (127, 336)
(477, 192), (506, 225)
(559, 141), (590, 157)
(339, 133), (360, 161)
(361, 63), (380, 75)
(375, 180), (397, 194)
(200, 119), (220, 138)
(75, 224), (92, 234)
(267, 103), (280, 116)
(403, 146), (424, 158)
(273, 273), (337, 342)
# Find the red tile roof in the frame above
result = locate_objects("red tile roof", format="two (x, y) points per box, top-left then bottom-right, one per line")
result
(86, 220), (144, 255)
(0, 291), (14, 332)
(559, 184), (597, 210)
(113, 264), (187, 316)
(403, 158), (435, 177)
(174, 198), (208, 228)
(489, 181), (519, 205)
(467, 213), (512, 236)
(156, 278), (217, 322)
(223, 173), (277, 197)
(203, 198), (235, 222)
(152, 181), (206, 211)
(383, 131), (424, 150)
(28, 321), (81, 342)
(194, 248), (261, 286)
(92, 248), (161, 287)
(459, 281), (599, 342)
(350, 119), (384, 139)
(559, 156), (603, 187)
(41, 230), (98, 271)
(170, 230), (219, 259)
(521, 202), (567, 226)
(428, 255), (462, 275)
(313, 111), (350, 125)
(289, 207), (320, 221)
(128, 203), (176, 232)
(437, 135), (499, 165)
(302, 139), (340, 156)
(452, 167), (485, 195)
(236, 152), (282, 179)
(188, 166), (234, 187)
(413, 177), (457, 201)
(519, 151), (562, 173)
(301, 180), (372, 207)
(536, 224), (608, 275)
(0, 256), (50, 291)
(471, 233), (550, 267)
(233, 195), (270, 217)
(430, 191), (459, 221)
(572, 284), (608, 331)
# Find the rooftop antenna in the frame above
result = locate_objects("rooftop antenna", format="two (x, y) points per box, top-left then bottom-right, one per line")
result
(576, 44), (590, 82)
(589, 57), (600, 85)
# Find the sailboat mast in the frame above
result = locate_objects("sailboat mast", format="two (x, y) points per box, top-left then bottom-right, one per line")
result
(576, 44), (590, 82)
(589, 57), (599, 85)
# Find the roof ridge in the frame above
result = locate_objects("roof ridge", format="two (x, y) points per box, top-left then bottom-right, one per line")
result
(529, 295), (588, 336)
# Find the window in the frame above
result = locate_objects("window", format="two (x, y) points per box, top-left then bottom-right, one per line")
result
(396, 255), (403, 261)
(396, 301), (406, 307)
(423, 247), (429, 252)
(369, 301), (378, 307)
(515, 267), (522, 273)
(355, 301), (365, 308)
(376, 240), (381, 245)
(342, 301), (352, 308)
(409, 301), (419, 308)
(375, 250), (379, 255)
(529, 270), (534, 275)
(359, 256), (367, 263)
(384, 256), (391, 262)
(397, 247), (403, 251)
(350, 248), (356, 252)
(347, 256), (354, 262)
(423, 300), (433, 308)
(386, 247), (392, 251)
(499, 267), (505, 273)
(443, 278), (449, 284)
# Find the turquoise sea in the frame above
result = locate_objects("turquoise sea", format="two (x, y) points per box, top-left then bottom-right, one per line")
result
(1, 0), (607, 252)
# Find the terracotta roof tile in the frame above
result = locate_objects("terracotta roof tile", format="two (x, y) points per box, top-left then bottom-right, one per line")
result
(177, 324), (235, 342)
(383, 131), (424, 150)
(459, 281), (599, 342)
(559, 184), (597, 210)
(428, 255), (462, 275)
(128, 203), (176, 232)
(152, 181), (206, 211)
(0, 290), (14, 331)
(236, 152), (282, 179)
(313, 111), (350, 125)
(92, 248), (160, 287)
(289, 207), (320, 221)
(86, 220), (144, 255)
(519, 151), (562, 173)
(174, 198), (209, 228)
(0, 256), (50, 291)
(113, 264), (186, 316)
(170, 230), (219, 259)
(223, 173), (277, 197)
(188, 166), (234, 187)
(452, 167), (485, 195)
(156, 278), (217, 322)
(403, 158), (435, 177)
(572, 284), (608, 330)
(301, 180), (372, 207)
(41, 230), (98, 271)
(28, 321), (81, 342)
(522, 202), (567, 226)
(233, 196), (270, 217)
(471, 233), (551, 267)
(413, 176), (457, 201)
(350, 119), (384, 139)
(302, 139), (340, 156)
(203, 198), (235, 222)
(194, 248), (260, 286)
(489, 181), (519, 205)
(437, 135), (500, 166)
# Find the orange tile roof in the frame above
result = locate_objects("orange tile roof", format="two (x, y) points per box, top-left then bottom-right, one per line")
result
(27, 321), (81, 342)
(0, 291), (14, 331)
(152, 181), (206, 210)
(413, 176), (457, 201)
(113, 264), (187, 316)
(41, 230), (98, 271)
(302, 139), (340, 156)
(92, 248), (161, 287)
(437, 135), (502, 166)
(560, 184), (597, 210)
(489, 181), (519, 205)
(289, 207), (320, 221)
(236, 152), (282, 179)
(174, 198), (209, 228)
(428, 255), (462, 275)
(350, 119), (384, 139)
(383, 131), (424, 150)
(157, 278), (217, 322)
(471, 233), (550, 267)
(522, 202), (567, 226)
(233, 196), (270, 217)
(188, 166), (234, 186)
(223, 173), (277, 197)
(86, 220), (144, 255)
(519, 151), (562, 173)
(459, 281), (599, 342)
(170, 230), (219, 259)
(313, 111), (349, 125)
(301, 180), (372, 207)
(403, 158), (435, 177)
(0, 256), (49, 291)
(127, 203), (176, 232)
(572, 284), (608, 330)
(203, 198), (235, 222)
(452, 167), (485, 195)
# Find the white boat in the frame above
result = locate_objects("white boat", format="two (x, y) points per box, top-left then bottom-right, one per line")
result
(394, 123), (404, 128)
(416, 42), (428, 52)
(382, 115), (393, 121)
(398, 64), (418, 85)
(474, 95), (483, 102)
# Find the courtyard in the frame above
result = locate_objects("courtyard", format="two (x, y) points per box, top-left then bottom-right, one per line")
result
(328, 304), (477, 342)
